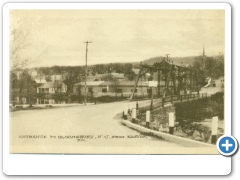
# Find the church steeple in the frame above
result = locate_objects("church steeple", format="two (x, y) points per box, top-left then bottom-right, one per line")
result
(202, 45), (205, 69)
(203, 45), (205, 57)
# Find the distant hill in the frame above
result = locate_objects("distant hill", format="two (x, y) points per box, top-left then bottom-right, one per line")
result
(141, 55), (224, 66)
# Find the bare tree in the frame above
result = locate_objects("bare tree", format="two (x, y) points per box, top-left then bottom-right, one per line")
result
(10, 28), (48, 72)
(10, 28), (30, 72)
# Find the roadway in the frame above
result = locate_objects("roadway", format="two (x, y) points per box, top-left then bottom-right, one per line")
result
(10, 100), (183, 154)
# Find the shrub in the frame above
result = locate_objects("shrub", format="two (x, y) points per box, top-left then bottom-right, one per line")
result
(209, 92), (224, 119)
(96, 96), (124, 103)
(174, 92), (224, 125)
(174, 98), (210, 125)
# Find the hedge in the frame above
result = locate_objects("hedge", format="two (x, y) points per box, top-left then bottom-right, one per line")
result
(174, 98), (210, 125)
(96, 96), (125, 103)
(174, 92), (224, 125)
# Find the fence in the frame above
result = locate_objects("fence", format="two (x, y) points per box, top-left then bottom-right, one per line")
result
(93, 92), (161, 103)
(123, 92), (221, 145)
(94, 92), (157, 99)
(136, 92), (208, 112)
(162, 92), (208, 107)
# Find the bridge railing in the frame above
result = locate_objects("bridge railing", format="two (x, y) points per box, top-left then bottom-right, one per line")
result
(135, 92), (208, 112)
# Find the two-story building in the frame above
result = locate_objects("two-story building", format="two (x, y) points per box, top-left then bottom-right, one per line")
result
(36, 81), (67, 104)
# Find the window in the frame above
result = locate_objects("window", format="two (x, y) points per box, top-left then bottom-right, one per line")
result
(88, 88), (93, 93)
(131, 89), (137, 93)
(147, 88), (152, 93)
(162, 75), (166, 80)
(116, 89), (122, 93)
(102, 88), (107, 93)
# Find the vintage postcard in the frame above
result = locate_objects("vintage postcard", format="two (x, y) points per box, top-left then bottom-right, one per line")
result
(7, 5), (229, 156)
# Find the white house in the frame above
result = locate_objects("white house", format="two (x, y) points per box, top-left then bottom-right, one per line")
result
(51, 75), (63, 82)
(36, 81), (67, 104)
(28, 69), (38, 78)
(34, 78), (46, 85)
(37, 81), (67, 94)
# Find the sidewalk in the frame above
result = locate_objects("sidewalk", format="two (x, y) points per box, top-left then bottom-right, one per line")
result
(10, 103), (95, 111)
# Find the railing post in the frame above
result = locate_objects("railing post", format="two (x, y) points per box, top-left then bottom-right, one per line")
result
(211, 116), (218, 144)
(162, 97), (165, 107)
(146, 110), (150, 128)
(123, 107), (128, 120)
(169, 112), (175, 135)
(132, 108), (136, 123)
(136, 102), (139, 110)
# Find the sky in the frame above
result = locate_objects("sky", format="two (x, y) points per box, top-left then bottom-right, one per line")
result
(10, 10), (225, 67)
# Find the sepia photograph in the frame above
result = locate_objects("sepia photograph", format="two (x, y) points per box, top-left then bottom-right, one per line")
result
(9, 8), (225, 154)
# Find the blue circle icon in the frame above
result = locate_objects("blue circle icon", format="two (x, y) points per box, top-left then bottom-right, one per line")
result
(217, 135), (238, 156)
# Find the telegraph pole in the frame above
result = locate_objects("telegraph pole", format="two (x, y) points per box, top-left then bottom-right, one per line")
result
(166, 54), (170, 62)
(84, 41), (92, 105)
(163, 54), (170, 98)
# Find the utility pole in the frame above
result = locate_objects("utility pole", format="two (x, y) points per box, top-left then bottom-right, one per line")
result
(202, 45), (205, 70)
(166, 54), (170, 63)
(163, 54), (170, 98)
(84, 41), (92, 105)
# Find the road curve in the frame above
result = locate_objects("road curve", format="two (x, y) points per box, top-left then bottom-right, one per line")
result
(10, 100), (183, 154)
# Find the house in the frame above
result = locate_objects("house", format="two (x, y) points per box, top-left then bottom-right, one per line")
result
(14, 70), (22, 80)
(73, 81), (104, 97)
(34, 78), (46, 85)
(61, 71), (69, 81)
(110, 73), (125, 80)
(124, 68), (150, 82)
(51, 75), (63, 82)
(36, 81), (67, 104)
(37, 81), (67, 94)
(85, 73), (125, 82)
(10, 88), (37, 105)
(28, 69), (38, 78)
(73, 80), (168, 99)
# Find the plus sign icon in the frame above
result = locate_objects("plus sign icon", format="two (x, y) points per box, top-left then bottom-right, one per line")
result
(217, 135), (238, 156)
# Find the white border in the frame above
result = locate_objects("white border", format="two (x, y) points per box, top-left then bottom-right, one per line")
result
(3, 3), (232, 175)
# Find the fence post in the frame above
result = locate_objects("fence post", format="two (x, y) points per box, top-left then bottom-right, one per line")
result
(169, 112), (175, 135)
(132, 108), (136, 123)
(146, 110), (150, 128)
(211, 116), (218, 144)
(136, 102), (139, 110)
(123, 107), (128, 120)
(162, 97), (165, 107)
